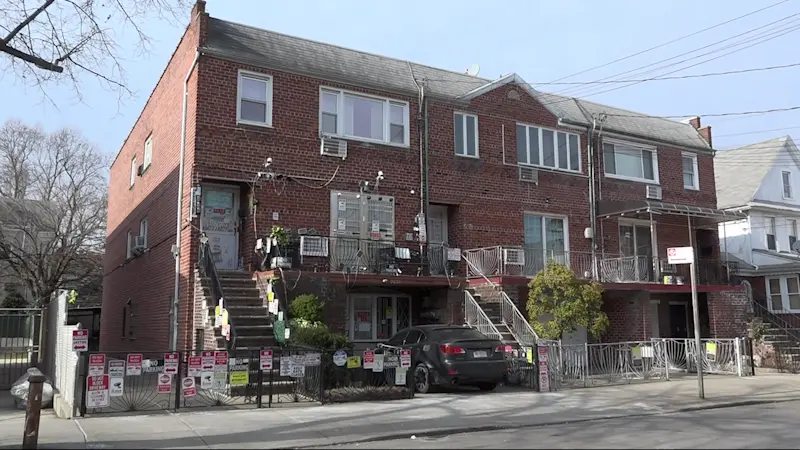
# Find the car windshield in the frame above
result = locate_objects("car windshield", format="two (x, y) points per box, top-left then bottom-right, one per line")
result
(431, 327), (490, 341)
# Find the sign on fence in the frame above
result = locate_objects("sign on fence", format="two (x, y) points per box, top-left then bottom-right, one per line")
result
(538, 347), (550, 393)
(86, 375), (110, 408)
(110, 377), (124, 397)
(126, 354), (142, 376)
(157, 374), (172, 394)
(182, 377), (197, 398)
(363, 350), (375, 369)
(400, 349), (411, 368)
(260, 350), (273, 370)
(201, 351), (215, 371)
(187, 356), (202, 377)
(88, 354), (106, 376)
(72, 329), (88, 352)
(108, 360), (125, 378)
(164, 353), (179, 375)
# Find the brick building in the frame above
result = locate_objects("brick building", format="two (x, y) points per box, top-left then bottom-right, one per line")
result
(101, 1), (747, 352)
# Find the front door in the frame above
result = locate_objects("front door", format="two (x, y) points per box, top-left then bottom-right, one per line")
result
(619, 222), (654, 282)
(200, 185), (239, 271)
(427, 205), (448, 275)
(668, 303), (688, 338)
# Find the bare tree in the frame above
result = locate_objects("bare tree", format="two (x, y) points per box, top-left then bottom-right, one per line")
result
(0, 119), (108, 306)
(0, 0), (189, 101)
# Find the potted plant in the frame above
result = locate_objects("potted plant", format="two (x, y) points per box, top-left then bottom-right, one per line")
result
(270, 226), (292, 269)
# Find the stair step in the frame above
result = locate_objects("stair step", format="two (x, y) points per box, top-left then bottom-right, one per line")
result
(215, 278), (258, 288)
(217, 335), (276, 347)
(220, 296), (264, 307)
(233, 315), (273, 327)
(200, 286), (261, 297)
(233, 325), (274, 337)
(216, 271), (254, 279)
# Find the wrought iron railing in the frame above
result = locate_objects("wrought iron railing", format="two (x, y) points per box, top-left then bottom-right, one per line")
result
(197, 234), (237, 350)
(464, 290), (503, 341)
(751, 300), (800, 343)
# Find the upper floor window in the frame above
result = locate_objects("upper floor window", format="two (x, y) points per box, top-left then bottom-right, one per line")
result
(516, 124), (580, 172)
(767, 276), (800, 312)
(130, 156), (137, 188)
(143, 135), (153, 171)
(682, 152), (699, 190)
(237, 71), (273, 127)
(139, 217), (149, 248)
(320, 88), (409, 146)
(783, 170), (793, 199)
(790, 219), (797, 249)
(454, 112), (478, 158)
(766, 216), (777, 250)
(603, 140), (658, 183)
(126, 230), (133, 259)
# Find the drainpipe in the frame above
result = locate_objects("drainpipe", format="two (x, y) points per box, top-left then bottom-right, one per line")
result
(409, 65), (426, 261)
(171, 50), (201, 352)
(424, 98), (430, 237)
(587, 117), (598, 279)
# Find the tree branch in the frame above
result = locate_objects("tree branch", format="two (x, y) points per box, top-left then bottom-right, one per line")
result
(2, 0), (55, 44)
(0, 41), (63, 72)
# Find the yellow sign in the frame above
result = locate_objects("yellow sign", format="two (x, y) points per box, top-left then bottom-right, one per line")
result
(346, 356), (361, 369)
(706, 342), (717, 355)
(631, 346), (642, 358)
(526, 347), (533, 364)
(230, 371), (249, 386)
(267, 291), (275, 302)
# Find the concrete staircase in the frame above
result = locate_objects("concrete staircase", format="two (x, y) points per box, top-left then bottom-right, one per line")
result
(466, 288), (517, 345)
(203, 271), (275, 350)
(760, 326), (800, 372)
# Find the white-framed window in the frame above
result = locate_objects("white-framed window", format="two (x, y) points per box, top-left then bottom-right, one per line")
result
(682, 152), (699, 190)
(782, 170), (793, 199)
(143, 135), (153, 170)
(603, 140), (659, 183)
(767, 276), (800, 312)
(236, 70), (273, 127)
(139, 217), (148, 247)
(454, 112), (479, 158)
(790, 219), (797, 249)
(516, 124), (580, 172)
(524, 213), (568, 253)
(320, 87), (409, 146)
(766, 216), (777, 251)
(130, 156), (137, 188)
(126, 230), (132, 259)
(348, 294), (411, 341)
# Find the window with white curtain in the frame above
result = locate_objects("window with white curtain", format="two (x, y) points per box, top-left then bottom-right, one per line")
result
(603, 141), (658, 183)
(320, 88), (409, 146)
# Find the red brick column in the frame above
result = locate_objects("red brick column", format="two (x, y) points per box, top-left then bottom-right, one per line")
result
(706, 289), (748, 338)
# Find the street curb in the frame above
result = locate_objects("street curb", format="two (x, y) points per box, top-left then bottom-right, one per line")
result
(285, 397), (800, 448)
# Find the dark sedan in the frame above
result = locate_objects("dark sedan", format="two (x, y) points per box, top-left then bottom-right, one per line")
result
(382, 325), (507, 393)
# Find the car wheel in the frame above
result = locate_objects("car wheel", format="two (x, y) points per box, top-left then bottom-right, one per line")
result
(415, 364), (431, 394)
(477, 382), (498, 392)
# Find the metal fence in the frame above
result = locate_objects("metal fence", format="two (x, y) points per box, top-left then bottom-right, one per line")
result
(0, 308), (42, 389)
(76, 346), (414, 416)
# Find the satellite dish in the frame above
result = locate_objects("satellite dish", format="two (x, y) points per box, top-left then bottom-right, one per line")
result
(466, 64), (480, 77)
(792, 240), (800, 254)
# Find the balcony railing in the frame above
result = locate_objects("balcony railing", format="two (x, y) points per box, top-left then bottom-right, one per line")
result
(464, 246), (739, 286)
(271, 236), (461, 277)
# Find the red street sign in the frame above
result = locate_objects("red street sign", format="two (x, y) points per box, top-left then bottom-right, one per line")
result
(72, 329), (89, 352)
(164, 352), (179, 375)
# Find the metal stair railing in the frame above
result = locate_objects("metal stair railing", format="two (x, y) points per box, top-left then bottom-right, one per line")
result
(751, 300), (800, 343)
(198, 234), (237, 350)
(464, 290), (503, 341)
(462, 253), (539, 346)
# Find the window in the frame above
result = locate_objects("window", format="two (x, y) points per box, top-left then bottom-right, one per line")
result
(516, 124), (580, 172)
(122, 299), (135, 339)
(143, 135), (153, 170)
(348, 295), (411, 341)
(139, 217), (148, 248)
(790, 219), (797, 249)
(454, 112), (479, 157)
(403, 329), (422, 344)
(524, 214), (567, 254)
(682, 152), (699, 190)
(130, 156), (137, 188)
(320, 88), (409, 146)
(766, 216), (777, 250)
(126, 230), (132, 259)
(767, 276), (800, 312)
(603, 140), (658, 183)
(783, 171), (793, 199)
(237, 71), (273, 126)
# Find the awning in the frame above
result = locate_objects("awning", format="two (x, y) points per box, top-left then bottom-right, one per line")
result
(597, 200), (747, 227)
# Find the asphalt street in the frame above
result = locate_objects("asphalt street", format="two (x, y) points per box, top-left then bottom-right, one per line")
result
(329, 400), (800, 449)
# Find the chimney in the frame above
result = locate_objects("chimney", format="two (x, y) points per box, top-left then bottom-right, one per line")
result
(685, 116), (701, 130)
(190, 0), (208, 47)
(192, 0), (206, 16)
(698, 125), (712, 147)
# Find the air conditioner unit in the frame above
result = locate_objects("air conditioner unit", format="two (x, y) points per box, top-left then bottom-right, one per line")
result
(519, 166), (539, 184)
(131, 235), (147, 256)
(645, 185), (662, 200)
(503, 248), (525, 265)
(136, 164), (145, 176)
(300, 236), (329, 257)
(320, 136), (348, 159)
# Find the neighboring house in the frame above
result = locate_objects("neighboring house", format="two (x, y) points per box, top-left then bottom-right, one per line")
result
(101, 0), (747, 353)
(716, 135), (800, 326)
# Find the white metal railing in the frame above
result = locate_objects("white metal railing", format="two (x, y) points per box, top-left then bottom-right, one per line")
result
(464, 290), (503, 341)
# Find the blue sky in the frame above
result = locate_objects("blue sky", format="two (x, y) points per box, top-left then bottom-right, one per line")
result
(2, 0), (799, 157)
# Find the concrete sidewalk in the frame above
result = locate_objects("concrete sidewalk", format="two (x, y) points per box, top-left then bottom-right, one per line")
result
(2, 373), (799, 449)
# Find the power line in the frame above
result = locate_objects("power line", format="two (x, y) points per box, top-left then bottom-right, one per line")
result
(606, 105), (800, 120)
(546, 1), (790, 83)
(714, 126), (800, 138)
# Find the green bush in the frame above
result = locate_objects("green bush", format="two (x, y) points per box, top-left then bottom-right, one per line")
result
(1, 291), (27, 309)
(292, 324), (350, 351)
(289, 294), (324, 324)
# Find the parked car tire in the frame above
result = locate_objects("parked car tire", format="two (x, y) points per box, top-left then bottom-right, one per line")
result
(477, 382), (498, 392)
(415, 364), (431, 394)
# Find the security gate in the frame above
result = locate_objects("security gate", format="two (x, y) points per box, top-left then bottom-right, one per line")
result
(0, 308), (42, 389)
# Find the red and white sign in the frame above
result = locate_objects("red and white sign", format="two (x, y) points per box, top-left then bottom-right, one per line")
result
(399, 349), (412, 368)
(182, 377), (197, 398)
(260, 350), (273, 371)
(187, 356), (202, 377)
(214, 351), (228, 372)
(163, 353), (179, 375)
(200, 351), (215, 371)
(72, 329), (88, 352)
(667, 246), (694, 265)
(126, 354), (143, 376)
(85, 375), (110, 408)
(88, 354), (106, 376)
(157, 374), (172, 394)
(538, 347), (550, 392)
(363, 350), (375, 369)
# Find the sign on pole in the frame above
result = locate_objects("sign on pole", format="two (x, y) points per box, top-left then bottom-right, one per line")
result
(666, 246), (694, 264)
(72, 329), (88, 352)
(260, 350), (273, 371)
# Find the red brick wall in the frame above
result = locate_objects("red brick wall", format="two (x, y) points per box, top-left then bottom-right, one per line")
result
(100, 6), (206, 352)
(707, 289), (748, 338)
(601, 290), (651, 342)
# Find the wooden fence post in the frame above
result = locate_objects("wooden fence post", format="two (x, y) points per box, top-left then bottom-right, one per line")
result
(22, 368), (46, 449)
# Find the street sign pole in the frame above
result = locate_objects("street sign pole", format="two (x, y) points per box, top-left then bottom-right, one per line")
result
(689, 259), (705, 399)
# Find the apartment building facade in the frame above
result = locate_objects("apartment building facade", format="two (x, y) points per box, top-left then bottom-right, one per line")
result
(101, 0), (747, 352)
(717, 136), (800, 327)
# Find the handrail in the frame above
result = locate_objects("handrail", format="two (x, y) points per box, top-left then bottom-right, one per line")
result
(751, 300), (800, 343)
(461, 253), (539, 344)
(198, 234), (237, 350)
(464, 290), (503, 341)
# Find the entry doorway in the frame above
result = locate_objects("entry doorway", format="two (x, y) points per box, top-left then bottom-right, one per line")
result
(619, 220), (655, 282)
(348, 294), (412, 342)
(200, 184), (240, 271)
(668, 302), (689, 338)
(427, 205), (449, 275)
